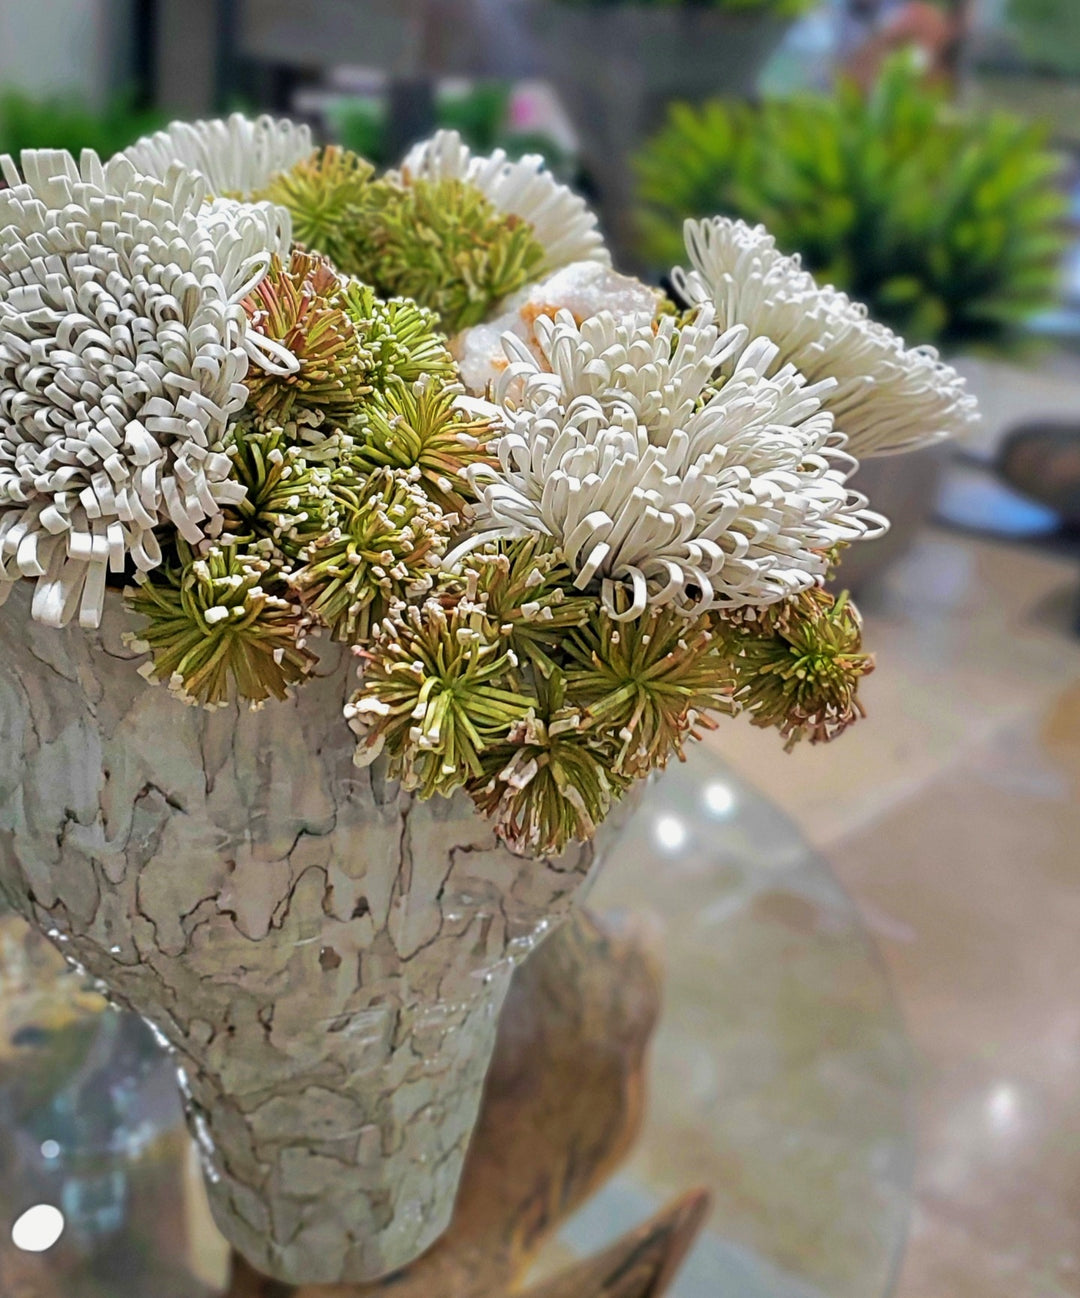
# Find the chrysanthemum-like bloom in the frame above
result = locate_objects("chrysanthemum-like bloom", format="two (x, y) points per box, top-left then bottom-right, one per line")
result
(451, 260), (662, 395)
(127, 539), (317, 708)
(673, 217), (979, 457)
(291, 466), (451, 643)
(467, 307), (884, 620)
(399, 129), (610, 275)
(0, 149), (286, 627)
(124, 112), (314, 201)
(711, 586), (875, 750)
(241, 251), (373, 427)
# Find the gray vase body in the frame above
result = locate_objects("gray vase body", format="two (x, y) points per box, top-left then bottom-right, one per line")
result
(0, 583), (599, 1285)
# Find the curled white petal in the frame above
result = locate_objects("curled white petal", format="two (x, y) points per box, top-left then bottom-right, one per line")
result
(451, 260), (662, 395)
(468, 307), (883, 617)
(0, 148), (278, 627)
(673, 217), (979, 458)
(400, 129), (609, 274)
(124, 112), (314, 200)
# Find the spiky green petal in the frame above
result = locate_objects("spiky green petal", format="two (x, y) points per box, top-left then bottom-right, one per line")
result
(242, 251), (372, 427)
(290, 467), (449, 642)
(564, 603), (733, 779)
(468, 669), (624, 856)
(345, 176), (547, 335)
(261, 146), (378, 272)
(260, 147), (547, 334)
(450, 537), (595, 678)
(220, 423), (334, 558)
(349, 599), (531, 797)
(126, 541), (315, 707)
(343, 283), (456, 388)
(712, 586), (874, 750)
(348, 377), (493, 515)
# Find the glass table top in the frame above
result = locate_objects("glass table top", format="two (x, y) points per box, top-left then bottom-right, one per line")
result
(0, 747), (912, 1297)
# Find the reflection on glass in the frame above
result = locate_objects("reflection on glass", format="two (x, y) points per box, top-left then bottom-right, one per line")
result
(702, 781), (737, 819)
(11, 1204), (65, 1253)
(653, 814), (688, 853)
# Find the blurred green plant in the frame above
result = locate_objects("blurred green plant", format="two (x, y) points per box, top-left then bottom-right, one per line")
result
(635, 58), (1069, 349)
(0, 89), (165, 160)
(1007, 0), (1080, 76)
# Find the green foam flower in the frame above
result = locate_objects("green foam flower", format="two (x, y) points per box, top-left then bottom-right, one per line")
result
(345, 176), (547, 335)
(219, 423), (334, 559)
(290, 466), (450, 642)
(343, 283), (456, 388)
(468, 669), (623, 856)
(711, 586), (874, 750)
(260, 145), (377, 273)
(126, 540), (316, 707)
(348, 377), (494, 516)
(260, 144), (548, 334)
(348, 599), (531, 798)
(564, 603), (734, 779)
(242, 251), (372, 428)
(451, 537), (595, 678)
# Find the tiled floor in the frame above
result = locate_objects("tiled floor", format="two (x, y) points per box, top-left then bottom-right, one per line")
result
(710, 528), (1080, 1298)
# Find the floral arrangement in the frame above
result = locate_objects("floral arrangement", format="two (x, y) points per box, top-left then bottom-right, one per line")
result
(635, 58), (1068, 349)
(0, 113), (977, 855)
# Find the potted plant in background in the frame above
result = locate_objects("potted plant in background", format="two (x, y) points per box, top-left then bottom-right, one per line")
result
(523, 0), (815, 255)
(1006, 0), (1080, 76)
(0, 90), (165, 162)
(635, 56), (1069, 583)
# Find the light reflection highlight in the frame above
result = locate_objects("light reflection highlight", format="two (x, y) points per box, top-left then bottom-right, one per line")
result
(703, 781), (737, 819)
(986, 1083), (1021, 1135)
(654, 815), (688, 853)
(12, 1204), (65, 1252)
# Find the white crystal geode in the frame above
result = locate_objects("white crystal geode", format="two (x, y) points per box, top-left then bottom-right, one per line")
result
(0, 582), (610, 1285)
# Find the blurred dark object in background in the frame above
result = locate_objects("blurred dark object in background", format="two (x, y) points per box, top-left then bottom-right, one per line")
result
(841, 0), (975, 89)
(519, 1), (802, 258)
(999, 422), (1080, 529)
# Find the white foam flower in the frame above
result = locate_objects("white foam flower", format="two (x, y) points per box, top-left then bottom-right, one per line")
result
(463, 308), (884, 620)
(452, 260), (662, 395)
(399, 129), (609, 275)
(124, 111), (314, 201)
(673, 217), (979, 458)
(0, 148), (290, 629)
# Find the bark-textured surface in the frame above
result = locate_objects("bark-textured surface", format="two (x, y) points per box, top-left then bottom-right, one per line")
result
(228, 909), (708, 1298)
(0, 584), (602, 1286)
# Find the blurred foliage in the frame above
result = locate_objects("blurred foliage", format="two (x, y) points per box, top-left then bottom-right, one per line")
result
(326, 81), (574, 178)
(1007, 0), (1080, 76)
(556, 0), (811, 12)
(0, 89), (165, 160)
(635, 58), (1069, 350)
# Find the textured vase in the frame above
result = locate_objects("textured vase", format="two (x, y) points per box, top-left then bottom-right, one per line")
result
(0, 582), (608, 1285)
